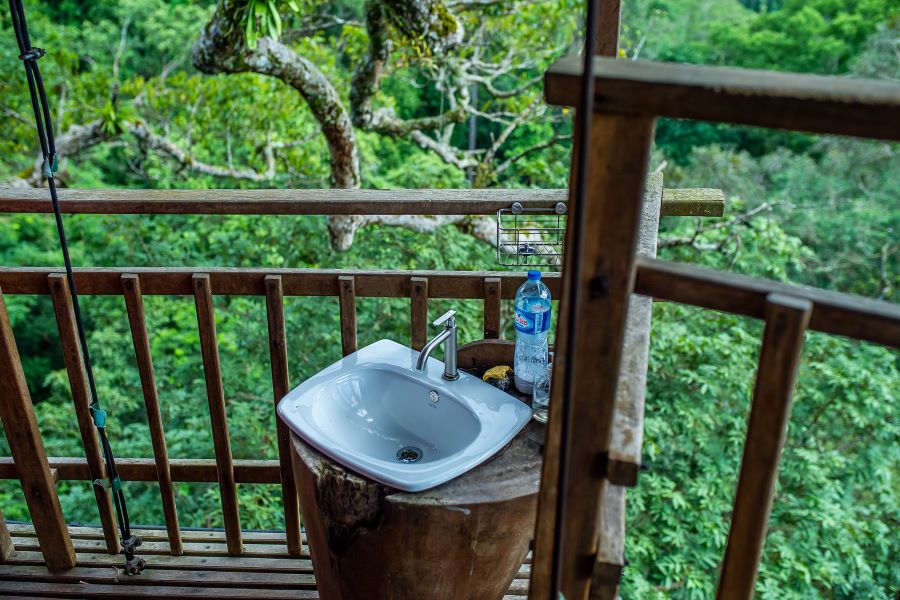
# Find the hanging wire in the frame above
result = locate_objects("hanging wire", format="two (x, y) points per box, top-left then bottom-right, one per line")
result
(549, 0), (599, 597)
(8, 0), (145, 575)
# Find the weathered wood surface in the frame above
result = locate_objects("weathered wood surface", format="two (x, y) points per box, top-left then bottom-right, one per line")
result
(264, 275), (303, 557)
(606, 172), (662, 488)
(635, 257), (900, 349)
(718, 294), (811, 599)
(0, 288), (76, 572)
(0, 187), (724, 217)
(47, 274), (121, 555)
(0, 509), (13, 563)
(530, 113), (655, 600)
(337, 276), (357, 356)
(122, 273), (183, 555)
(545, 56), (900, 141)
(484, 277), (502, 339)
(0, 267), (561, 298)
(291, 420), (543, 600)
(409, 277), (428, 351)
(193, 274), (243, 555)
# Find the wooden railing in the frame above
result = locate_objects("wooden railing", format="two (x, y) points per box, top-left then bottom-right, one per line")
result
(531, 56), (900, 600)
(0, 186), (724, 573)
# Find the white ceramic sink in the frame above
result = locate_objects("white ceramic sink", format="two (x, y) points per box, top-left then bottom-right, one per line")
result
(277, 339), (531, 492)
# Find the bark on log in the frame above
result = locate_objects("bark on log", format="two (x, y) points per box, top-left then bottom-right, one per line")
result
(291, 421), (543, 600)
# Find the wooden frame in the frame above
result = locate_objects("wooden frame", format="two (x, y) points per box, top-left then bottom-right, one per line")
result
(530, 56), (900, 600)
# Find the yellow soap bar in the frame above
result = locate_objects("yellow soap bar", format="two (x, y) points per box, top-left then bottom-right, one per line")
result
(483, 365), (513, 391)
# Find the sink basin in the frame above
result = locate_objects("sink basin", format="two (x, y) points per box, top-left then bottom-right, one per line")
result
(277, 339), (531, 492)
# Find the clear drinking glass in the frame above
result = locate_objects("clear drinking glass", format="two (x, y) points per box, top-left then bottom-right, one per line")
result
(531, 362), (552, 423)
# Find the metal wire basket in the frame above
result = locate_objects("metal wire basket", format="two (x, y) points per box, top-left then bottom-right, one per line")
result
(496, 201), (567, 267)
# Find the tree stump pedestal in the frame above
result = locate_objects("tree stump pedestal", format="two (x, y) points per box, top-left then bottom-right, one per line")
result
(290, 420), (543, 600)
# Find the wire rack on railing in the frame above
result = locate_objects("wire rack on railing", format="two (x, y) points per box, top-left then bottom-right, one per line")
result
(496, 201), (567, 267)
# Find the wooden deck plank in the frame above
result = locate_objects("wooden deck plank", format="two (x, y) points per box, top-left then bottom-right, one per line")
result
(0, 581), (318, 599)
(193, 274), (243, 555)
(264, 276), (303, 557)
(122, 273), (183, 556)
(10, 537), (294, 559)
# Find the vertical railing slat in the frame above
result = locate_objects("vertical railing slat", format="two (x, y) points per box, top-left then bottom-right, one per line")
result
(264, 275), (302, 556)
(0, 286), (75, 572)
(338, 276), (357, 356)
(410, 277), (429, 350)
(717, 293), (812, 600)
(47, 274), (121, 555)
(122, 274), (183, 556)
(192, 273), (243, 555)
(483, 277), (502, 339)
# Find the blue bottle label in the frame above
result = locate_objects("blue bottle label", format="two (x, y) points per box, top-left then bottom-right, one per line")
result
(514, 306), (552, 334)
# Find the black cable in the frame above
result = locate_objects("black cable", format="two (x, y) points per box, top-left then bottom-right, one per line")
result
(549, 0), (599, 598)
(8, 0), (143, 575)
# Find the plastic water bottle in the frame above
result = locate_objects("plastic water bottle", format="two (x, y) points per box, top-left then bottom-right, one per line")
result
(514, 270), (552, 394)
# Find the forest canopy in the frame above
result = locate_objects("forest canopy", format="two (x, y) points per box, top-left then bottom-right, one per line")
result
(0, 1), (897, 598)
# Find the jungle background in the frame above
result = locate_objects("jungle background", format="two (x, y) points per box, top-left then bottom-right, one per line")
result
(0, 0), (897, 597)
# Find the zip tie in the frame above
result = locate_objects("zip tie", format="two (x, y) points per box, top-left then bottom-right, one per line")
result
(41, 153), (58, 177)
(111, 476), (123, 492)
(17, 47), (45, 62)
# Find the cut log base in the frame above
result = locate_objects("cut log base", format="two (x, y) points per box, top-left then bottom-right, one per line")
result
(291, 422), (543, 600)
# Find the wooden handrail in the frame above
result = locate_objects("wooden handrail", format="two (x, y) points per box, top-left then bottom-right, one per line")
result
(545, 56), (900, 141)
(0, 187), (725, 217)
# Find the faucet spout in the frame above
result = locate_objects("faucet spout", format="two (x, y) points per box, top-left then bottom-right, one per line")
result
(416, 309), (459, 380)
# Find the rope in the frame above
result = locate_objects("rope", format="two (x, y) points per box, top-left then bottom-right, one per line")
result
(8, 0), (145, 575)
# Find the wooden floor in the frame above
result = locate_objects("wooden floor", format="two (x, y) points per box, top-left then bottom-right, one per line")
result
(0, 524), (530, 598)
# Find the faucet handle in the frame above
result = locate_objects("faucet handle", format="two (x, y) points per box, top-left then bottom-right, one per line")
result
(433, 309), (456, 329)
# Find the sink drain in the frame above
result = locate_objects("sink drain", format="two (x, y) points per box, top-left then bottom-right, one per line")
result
(396, 446), (423, 463)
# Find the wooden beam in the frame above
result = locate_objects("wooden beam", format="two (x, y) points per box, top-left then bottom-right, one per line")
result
(122, 274), (183, 556)
(410, 277), (429, 351)
(0, 457), (281, 484)
(634, 257), (900, 350)
(661, 188), (724, 217)
(545, 56), (900, 141)
(338, 275), (357, 356)
(594, 0), (620, 57)
(0, 508), (13, 563)
(264, 276), (303, 557)
(0, 267), (559, 299)
(47, 274), (121, 555)
(717, 294), (812, 599)
(0, 286), (76, 572)
(192, 274), (243, 555)
(0, 188), (723, 217)
(530, 112), (656, 600)
(483, 277), (502, 339)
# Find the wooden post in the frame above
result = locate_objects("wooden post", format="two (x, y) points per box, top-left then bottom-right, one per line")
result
(530, 113), (656, 600)
(594, 0), (621, 57)
(47, 274), (121, 555)
(122, 274), (183, 556)
(265, 275), (303, 557)
(483, 277), (502, 339)
(717, 294), (812, 599)
(192, 273), (243, 555)
(338, 276), (357, 356)
(0, 508), (13, 562)
(0, 286), (75, 572)
(410, 277), (428, 351)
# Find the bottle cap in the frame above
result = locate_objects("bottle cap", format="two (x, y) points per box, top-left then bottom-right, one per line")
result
(527, 270), (541, 280)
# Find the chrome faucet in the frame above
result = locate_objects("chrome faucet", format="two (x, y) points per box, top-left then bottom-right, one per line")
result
(416, 309), (459, 380)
